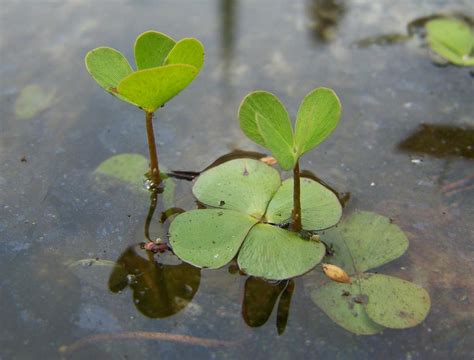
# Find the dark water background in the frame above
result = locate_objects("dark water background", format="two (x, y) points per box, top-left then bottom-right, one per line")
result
(1, 0), (473, 359)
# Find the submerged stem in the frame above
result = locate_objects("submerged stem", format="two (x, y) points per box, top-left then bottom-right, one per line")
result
(291, 161), (302, 232)
(145, 111), (161, 186)
(144, 188), (159, 242)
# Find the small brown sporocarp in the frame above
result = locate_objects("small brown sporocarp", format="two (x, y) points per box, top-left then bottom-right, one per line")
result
(322, 263), (351, 284)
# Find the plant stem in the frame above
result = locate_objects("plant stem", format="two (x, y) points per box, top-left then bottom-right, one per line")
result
(291, 160), (302, 232)
(144, 188), (159, 242)
(145, 111), (161, 186)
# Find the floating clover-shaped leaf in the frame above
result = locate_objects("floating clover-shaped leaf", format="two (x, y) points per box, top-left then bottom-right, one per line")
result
(169, 159), (342, 280)
(238, 88), (341, 170)
(85, 30), (204, 112)
(426, 18), (474, 66)
(311, 211), (430, 334)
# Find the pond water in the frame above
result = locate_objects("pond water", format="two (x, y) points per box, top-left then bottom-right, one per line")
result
(1, 0), (473, 359)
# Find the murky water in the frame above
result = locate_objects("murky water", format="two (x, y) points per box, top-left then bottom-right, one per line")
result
(1, 0), (473, 359)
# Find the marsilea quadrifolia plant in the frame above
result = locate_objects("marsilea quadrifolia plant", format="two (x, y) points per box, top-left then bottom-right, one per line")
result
(85, 30), (204, 186)
(169, 88), (343, 280)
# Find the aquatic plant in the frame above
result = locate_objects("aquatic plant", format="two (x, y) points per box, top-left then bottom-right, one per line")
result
(425, 18), (474, 66)
(312, 211), (431, 334)
(85, 30), (205, 186)
(169, 158), (342, 280)
(238, 87), (342, 232)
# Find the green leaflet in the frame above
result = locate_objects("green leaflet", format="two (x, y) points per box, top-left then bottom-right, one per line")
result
(294, 87), (342, 157)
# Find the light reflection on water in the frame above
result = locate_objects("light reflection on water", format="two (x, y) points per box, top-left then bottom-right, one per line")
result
(1, 0), (473, 359)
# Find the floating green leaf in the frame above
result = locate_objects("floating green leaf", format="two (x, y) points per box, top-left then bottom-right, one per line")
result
(295, 88), (342, 157)
(134, 31), (176, 70)
(238, 224), (325, 280)
(85, 47), (135, 104)
(311, 280), (384, 335)
(170, 159), (339, 279)
(426, 18), (474, 66)
(311, 211), (430, 333)
(321, 211), (409, 274)
(169, 209), (257, 269)
(193, 158), (281, 219)
(266, 178), (342, 230)
(361, 274), (431, 329)
(14, 84), (56, 120)
(164, 38), (205, 71)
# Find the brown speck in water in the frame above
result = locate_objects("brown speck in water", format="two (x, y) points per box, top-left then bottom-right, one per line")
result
(20, 156), (27, 162)
(243, 167), (249, 176)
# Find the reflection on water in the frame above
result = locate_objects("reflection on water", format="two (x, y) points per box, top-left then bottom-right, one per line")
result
(397, 124), (474, 159)
(109, 245), (201, 318)
(306, 0), (346, 43)
(242, 277), (295, 335)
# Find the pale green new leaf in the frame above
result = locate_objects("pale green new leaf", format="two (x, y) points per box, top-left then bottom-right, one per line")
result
(134, 31), (176, 70)
(311, 280), (384, 335)
(238, 91), (293, 148)
(169, 209), (258, 269)
(265, 177), (342, 230)
(117, 64), (198, 113)
(193, 159), (281, 219)
(256, 113), (297, 170)
(321, 211), (409, 274)
(361, 274), (431, 329)
(237, 224), (325, 280)
(426, 18), (474, 66)
(85, 47), (135, 104)
(295, 87), (342, 157)
(164, 38), (205, 72)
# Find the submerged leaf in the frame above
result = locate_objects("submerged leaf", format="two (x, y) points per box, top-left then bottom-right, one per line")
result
(14, 84), (56, 120)
(265, 177), (342, 230)
(295, 87), (342, 157)
(134, 31), (176, 70)
(85, 47), (135, 104)
(426, 18), (474, 66)
(117, 64), (198, 113)
(164, 38), (205, 72)
(169, 209), (258, 269)
(193, 158), (281, 219)
(321, 211), (409, 274)
(94, 153), (148, 189)
(311, 280), (384, 335)
(361, 274), (431, 329)
(238, 91), (293, 149)
(237, 223), (325, 280)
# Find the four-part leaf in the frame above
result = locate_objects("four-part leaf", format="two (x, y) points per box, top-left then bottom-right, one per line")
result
(169, 158), (340, 280)
(311, 211), (430, 334)
(85, 30), (205, 112)
(238, 88), (342, 170)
